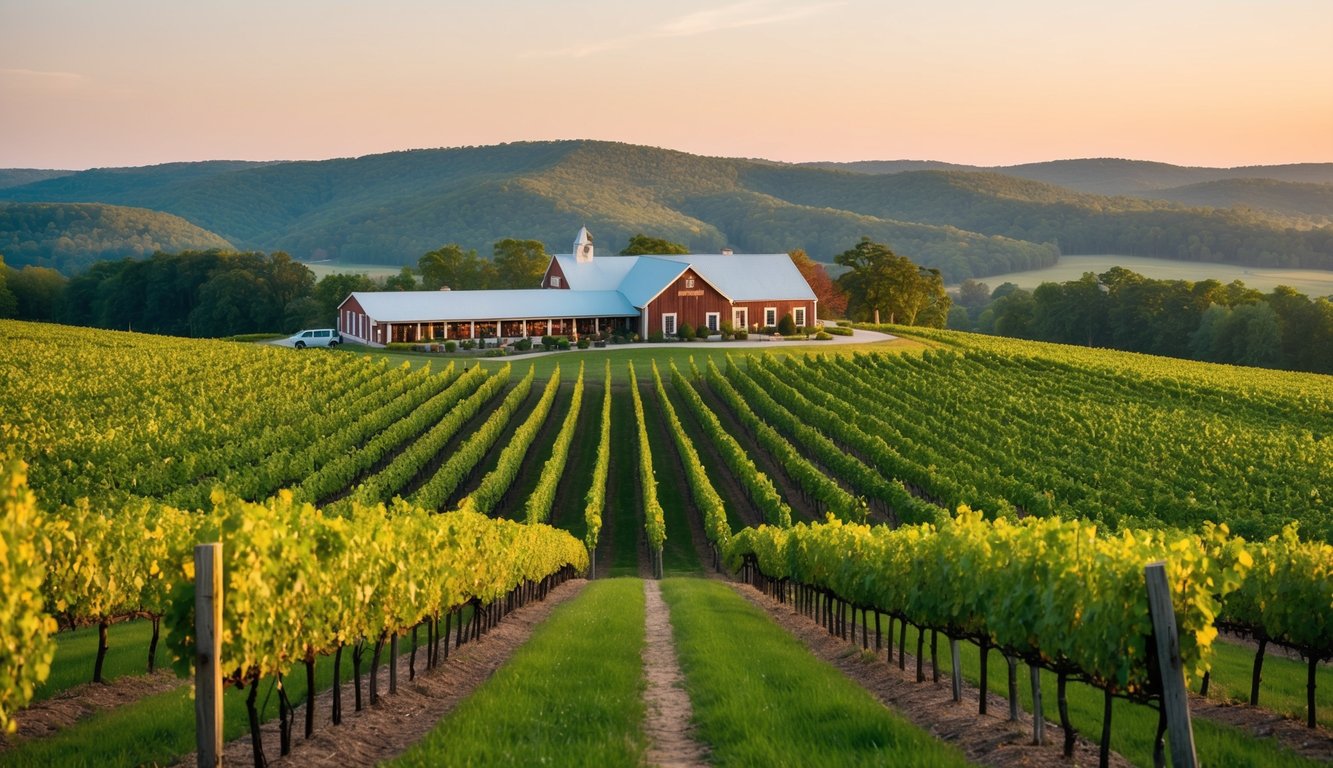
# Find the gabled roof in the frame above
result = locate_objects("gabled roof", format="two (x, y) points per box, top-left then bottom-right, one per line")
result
(653, 254), (817, 302)
(551, 252), (815, 305)
(348, 289), (636, 323)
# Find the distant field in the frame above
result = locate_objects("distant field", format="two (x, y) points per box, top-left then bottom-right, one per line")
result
(302, 261), (405, 279)
(964, 254), (1333, 297)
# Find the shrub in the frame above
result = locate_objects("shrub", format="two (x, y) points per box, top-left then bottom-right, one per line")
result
(815, 331), (832, 340)
(696, 324), (712, 339)
(836, 320), (853, 327)
(648, 331), (666, 343)
(444, 340), (457, 352)
(734, 329), (749, 340)
(719, 323), (735, 340)
(577, 338), (590, 349)
(515, 337), (533, 351)
(385, 342), (417, 351)
(462, 339), (476, 350)
(824, 325), (853, 336)
(557, 338), (571, 350)
(677, 322), (694, 340)
(777, 313), (797, 336)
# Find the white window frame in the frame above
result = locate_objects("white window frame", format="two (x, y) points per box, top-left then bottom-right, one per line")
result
(733, 307), (748, 329)
(764, 307), (777, 327)
(550, 275), (561, 288)
(685, 276), (696, 289)
(662, 313), (677, 336)
(705, 312), (720, 332)
(793, 307), (806, 327)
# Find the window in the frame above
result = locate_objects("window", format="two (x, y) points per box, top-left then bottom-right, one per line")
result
(793, 307), (806, 327)
(685, 276), (695, 289)
(550, 276), (561, 288)
(663, 313), (677, 336)
(705, 312), (720, 332)
(764, 307), (777, 327)
(733, 307), (748, 329)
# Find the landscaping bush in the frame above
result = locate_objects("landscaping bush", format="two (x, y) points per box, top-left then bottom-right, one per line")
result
(824, 325), (853, 336)
(557, 338), (571, 350)
(515, 337), (533, 351)
(577, 338), (590, 349)
(696, 324), (712, 339)
(719, 323), (735, 340)
(386, 342), (417, 351)
(444, 340), (457, 352)
(677, 322), (694, 340)
(815, 331), (833, 340)
(648, 331), (666, 343)
(777, 313), (797, 336)
(462, 339), (476, 350)
(734, 329), (749, 340)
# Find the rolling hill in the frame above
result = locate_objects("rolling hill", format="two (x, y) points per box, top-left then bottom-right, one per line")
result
(1, 142), (1330, 281)
(0, 202), (234, 273)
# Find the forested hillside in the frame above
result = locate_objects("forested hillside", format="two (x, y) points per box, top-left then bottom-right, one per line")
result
(1, 142), (1330, 281)
(0, 202), (234, 272)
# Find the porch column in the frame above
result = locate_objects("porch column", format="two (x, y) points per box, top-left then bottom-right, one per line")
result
(470, 321), (475, 339)
(386, 323), (392, 343)
(522, 320), (527, 337)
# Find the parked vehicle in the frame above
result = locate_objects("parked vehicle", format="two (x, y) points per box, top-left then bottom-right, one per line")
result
(283, 329), (342, 349)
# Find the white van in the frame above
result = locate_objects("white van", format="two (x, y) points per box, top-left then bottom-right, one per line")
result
(283, 329), (342, 349)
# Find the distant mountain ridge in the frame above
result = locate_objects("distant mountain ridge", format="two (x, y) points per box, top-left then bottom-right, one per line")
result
(0, 202), (234, 273)
(1, 142), (1330, 281)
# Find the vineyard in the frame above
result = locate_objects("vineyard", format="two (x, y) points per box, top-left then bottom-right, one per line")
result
(0, 318), (1330, 767)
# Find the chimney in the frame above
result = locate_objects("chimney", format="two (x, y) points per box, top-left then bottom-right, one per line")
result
(721, 247), (733, 256)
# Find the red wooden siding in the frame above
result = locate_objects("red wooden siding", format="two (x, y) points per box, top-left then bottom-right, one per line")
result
(338, 295), (371, 342)
(643, 268), (732, 335)
(541, 258), (569, 289)
(732, 299), (816, 332)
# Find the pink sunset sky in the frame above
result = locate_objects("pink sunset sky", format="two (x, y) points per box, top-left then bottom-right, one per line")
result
(1, 0), (1330, 170)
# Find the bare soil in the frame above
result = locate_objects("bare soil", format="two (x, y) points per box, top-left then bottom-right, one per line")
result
(728, 582), (1136, 768)
(662, 383), (765, 530)
(642, 580), (710, 768)
(1189, 694), (1332, 762)
(175, 579), (587, 768)
(0, 670), (184, 751)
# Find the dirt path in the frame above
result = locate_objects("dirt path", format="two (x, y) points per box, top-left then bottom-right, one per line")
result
(1189, 694), (1332, 762)
(642, 580), (710, 768)
(646, 382), (717, 573)
(0, 670), (184, 751)
(176, 579), (587, 768)
(728, 582), (1136, 768)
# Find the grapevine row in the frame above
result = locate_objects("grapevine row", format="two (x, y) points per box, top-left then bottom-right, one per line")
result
(525, 363), (586, 525)
(456, 366), (563, 516)
(407, 366), (537, 511)
(628, 362), (665, 578)
(583, 362), (612, 577)
(650, 361), (730, 564)
(668, 362), (791, 527)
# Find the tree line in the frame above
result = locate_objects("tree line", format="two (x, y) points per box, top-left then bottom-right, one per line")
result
(950, 270), (1333, 373)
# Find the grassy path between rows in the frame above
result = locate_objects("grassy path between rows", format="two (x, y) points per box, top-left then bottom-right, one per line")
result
(388, 578), (648, 767)
(660, 578), (973, 767)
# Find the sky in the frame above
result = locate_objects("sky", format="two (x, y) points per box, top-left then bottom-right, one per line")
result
(1, 0), (1331, 170)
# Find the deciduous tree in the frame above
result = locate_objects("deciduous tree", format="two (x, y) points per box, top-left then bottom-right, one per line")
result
(620, 234), (689, 256)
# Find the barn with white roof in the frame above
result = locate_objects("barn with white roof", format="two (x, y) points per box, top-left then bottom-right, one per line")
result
(336, 228), (817, 345)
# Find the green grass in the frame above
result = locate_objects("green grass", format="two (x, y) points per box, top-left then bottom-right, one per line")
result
(35, 620), (169, 702)
(877, 619), (1326, 768)
(389, 579), (647, 768)
(1204, 636), (1330, 730)
(965, 254), (1333, 297)
(5, 630), (434, 767)
(659, 579), (971, 768)
(341, 337), (923, 377)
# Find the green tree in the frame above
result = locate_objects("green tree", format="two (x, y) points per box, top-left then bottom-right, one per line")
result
(491, 238), (548, 288)
(314, 272), (377, 322)
(7, 265), (67, 321)
(383, 266), (417, 291)
(0, 256), (18, 319)
(620, 234), (689, 256)
(834, 238), (949, 326)
(418, 244), (489, 290)
(991, 288), (1036, 338)
(957, 279), (992, 312)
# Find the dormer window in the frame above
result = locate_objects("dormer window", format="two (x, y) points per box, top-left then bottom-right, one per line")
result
(551, 276), (561, 288)
(684, 276), (695, 289)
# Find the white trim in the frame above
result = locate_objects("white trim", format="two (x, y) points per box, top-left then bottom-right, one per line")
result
(705, 312), (720, 332)
(550, 275), (561, 288)
(764, 306), (777, 327)
(662, 312), (678, 336)
(793, 307), (806, 327)
(732, 306), (748, 329)
(638, 263), (735, 308)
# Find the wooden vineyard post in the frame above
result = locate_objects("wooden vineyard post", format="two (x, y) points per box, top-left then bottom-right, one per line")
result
(1145, 561), (1198, 768)
(195, 543), (223, 768)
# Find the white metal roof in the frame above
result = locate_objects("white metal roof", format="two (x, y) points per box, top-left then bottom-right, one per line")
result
(348, 289), (637, 323)
(553, 252), (814, 304)
(653, 254), (818, 302)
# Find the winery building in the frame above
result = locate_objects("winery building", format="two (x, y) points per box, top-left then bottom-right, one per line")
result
(337, 228), (817, 345)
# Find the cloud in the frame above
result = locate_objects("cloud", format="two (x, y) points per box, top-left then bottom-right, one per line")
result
(0, 68), (85, 81)
(530, 0), (844, 58)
